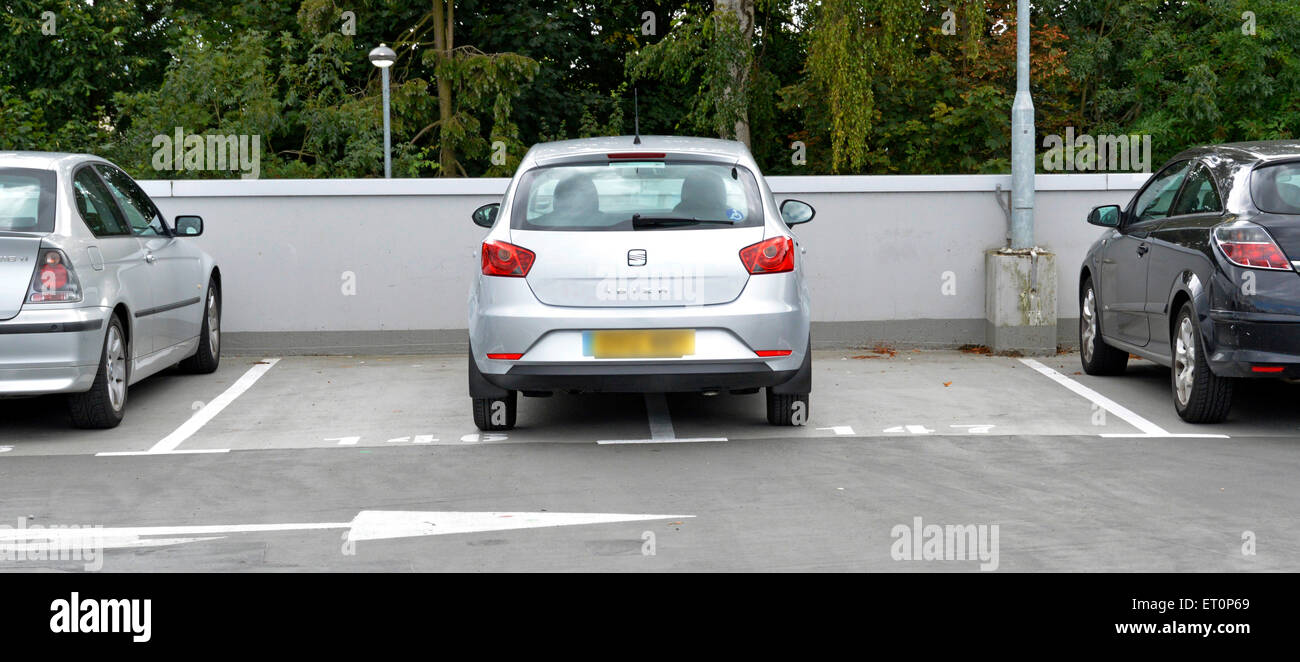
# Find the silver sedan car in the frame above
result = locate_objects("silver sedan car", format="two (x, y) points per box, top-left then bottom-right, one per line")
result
(0, 152), (222, 428)
(467, 136), (813, 431)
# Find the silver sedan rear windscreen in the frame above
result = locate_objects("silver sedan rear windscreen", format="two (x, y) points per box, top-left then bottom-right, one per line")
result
(510, 161), (764, 231)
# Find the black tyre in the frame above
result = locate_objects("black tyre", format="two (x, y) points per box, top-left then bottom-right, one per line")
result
(1079, 278), (1128, 375)
(473, 391), (517, 431)
(765, 390), (809, 426)
(68, 315), (128, 429)
(179, 279), (221, 374)
(1171, 303), (1233, 423)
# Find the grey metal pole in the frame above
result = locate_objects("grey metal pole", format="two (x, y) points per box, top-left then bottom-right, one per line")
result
(381, 66), (392, 179)
(1010, 0), (1035, 249)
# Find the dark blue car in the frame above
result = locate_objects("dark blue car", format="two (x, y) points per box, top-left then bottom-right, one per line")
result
(1079, 140), (1300, 423)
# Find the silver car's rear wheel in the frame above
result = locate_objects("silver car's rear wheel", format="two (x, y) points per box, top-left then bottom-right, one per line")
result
(68, 315), (128, 429)
(105, 324), (127, 412)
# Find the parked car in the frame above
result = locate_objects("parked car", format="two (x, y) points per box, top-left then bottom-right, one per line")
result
(1079, 140), (1300, 422)
(467, 136), (813, 430)
(0, 152), (221, 428)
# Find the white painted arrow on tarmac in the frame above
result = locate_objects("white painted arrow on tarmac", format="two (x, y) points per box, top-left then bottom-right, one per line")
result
(0, 511), (693, 552)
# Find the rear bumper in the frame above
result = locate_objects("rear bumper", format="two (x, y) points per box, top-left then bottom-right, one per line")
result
(469, 271), (811, 379)
(1208, 310), (1300, 378)
(0, 307), (108, 395)
(489, 361), (798, 393)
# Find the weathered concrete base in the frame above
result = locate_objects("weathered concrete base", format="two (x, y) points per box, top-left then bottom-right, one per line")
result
(985, 249), (1058, 355)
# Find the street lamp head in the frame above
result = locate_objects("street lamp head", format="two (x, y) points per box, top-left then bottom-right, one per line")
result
(369, 44), (397, 68)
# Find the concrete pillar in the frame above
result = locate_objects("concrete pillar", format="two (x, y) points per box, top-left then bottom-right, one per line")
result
(985, 249), (1057, 355)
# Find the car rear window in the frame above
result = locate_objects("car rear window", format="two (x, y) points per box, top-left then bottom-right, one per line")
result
(0, 168), (56, 233)
(1251, 162), (1300, 214)
(510, 161), (764, 231)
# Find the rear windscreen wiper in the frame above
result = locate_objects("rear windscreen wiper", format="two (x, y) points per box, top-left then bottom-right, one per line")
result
(630, 214), (735, 228)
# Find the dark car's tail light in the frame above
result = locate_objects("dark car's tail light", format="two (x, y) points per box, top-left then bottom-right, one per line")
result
(28, 248), (82, 303)
(481, 240), (536, 277)
(739, 236), (795, 274)
(1213, 222), (1292, 270)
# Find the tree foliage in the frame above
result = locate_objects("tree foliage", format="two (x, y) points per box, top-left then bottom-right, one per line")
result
(1, 0), (1297, 178)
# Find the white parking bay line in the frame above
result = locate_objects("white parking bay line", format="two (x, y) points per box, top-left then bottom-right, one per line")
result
(98, 358), (282, 456)
(597, 393), (727, 445)
(1018, 358), (1228, 439)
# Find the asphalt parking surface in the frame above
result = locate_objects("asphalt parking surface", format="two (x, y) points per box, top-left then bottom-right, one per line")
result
(1, 349), (1297, 571)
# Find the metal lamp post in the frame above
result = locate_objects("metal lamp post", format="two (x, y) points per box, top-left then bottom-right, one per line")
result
(369, 43), (397, 179)
(1010, 1), (1035, 248)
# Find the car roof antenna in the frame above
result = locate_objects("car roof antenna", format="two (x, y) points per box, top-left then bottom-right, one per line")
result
(633, 88), (641, 145)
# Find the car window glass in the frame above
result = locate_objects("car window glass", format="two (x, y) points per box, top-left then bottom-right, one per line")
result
(1251, 162), (1300, 214)
(0, 168), (56, 233)
(512, 162), (763, 231)
(72, 168), (129, 236)
(95, 165), (167, 236)
(1171, 164), (1222, 216)
(1132, 161), (1192, 222)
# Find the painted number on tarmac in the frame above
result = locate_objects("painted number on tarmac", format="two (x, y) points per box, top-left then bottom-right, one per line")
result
(884, 425), (934, 434)
(950, 424), (996, 434)
(326, 435), (438, 446)
(460, 433), (508, 443)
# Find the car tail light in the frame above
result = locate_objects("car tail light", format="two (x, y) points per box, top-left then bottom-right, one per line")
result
(28, 248), (82, 303)
(1251, 365), (1285, 373)
(739, 236), (795, 274)
(755, 350), (792, 357)
(486, 353), (523, 360)
(1213, 222), (1292, 270)
(481, 240), (535, 277)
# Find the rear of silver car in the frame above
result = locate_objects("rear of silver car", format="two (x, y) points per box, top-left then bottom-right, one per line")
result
(0, 167), (105, 398)
(467, 137), (813, 430)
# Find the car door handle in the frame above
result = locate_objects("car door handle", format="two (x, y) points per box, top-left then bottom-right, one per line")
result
(1136, 243), (1149, 256)
(144, 254), (157, 264)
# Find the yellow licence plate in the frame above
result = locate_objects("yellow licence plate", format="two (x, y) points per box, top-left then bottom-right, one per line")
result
(588, 329), (695, 359)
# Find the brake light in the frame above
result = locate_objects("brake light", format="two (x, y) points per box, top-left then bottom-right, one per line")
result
(739, 236), (795, 274)
(28, 248), (82, 303)
(1251, 365), (1285, 373)
(607, 152), (665, 160)
(486, 353), (524, 360)
(1213, 222), (1292, 270)
(481, 240), (535, 277)
(755, 350), (792, 357)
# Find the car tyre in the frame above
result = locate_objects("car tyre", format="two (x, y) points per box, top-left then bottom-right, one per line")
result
(1171, 303), (1233, 423)
(68, 315), (128, 429)
(766, 390), (809, 426)
(179, 279), (221, 374)
(1079, 278), (1128, 375)
(473, 391), (517, 431)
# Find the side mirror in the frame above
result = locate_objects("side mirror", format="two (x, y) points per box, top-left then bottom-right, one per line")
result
(472, 203), (500, 228)
(1087, 205), (1122, 228)
(780, 199), (815, 226)
(174, 215), (204, 236)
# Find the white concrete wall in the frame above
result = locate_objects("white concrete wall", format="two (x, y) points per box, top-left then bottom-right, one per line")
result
(137, 174), (1145, 352)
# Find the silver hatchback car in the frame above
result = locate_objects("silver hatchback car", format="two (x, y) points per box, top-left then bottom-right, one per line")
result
(0, 152), (222, 428)
(467, 136), (813, 431)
